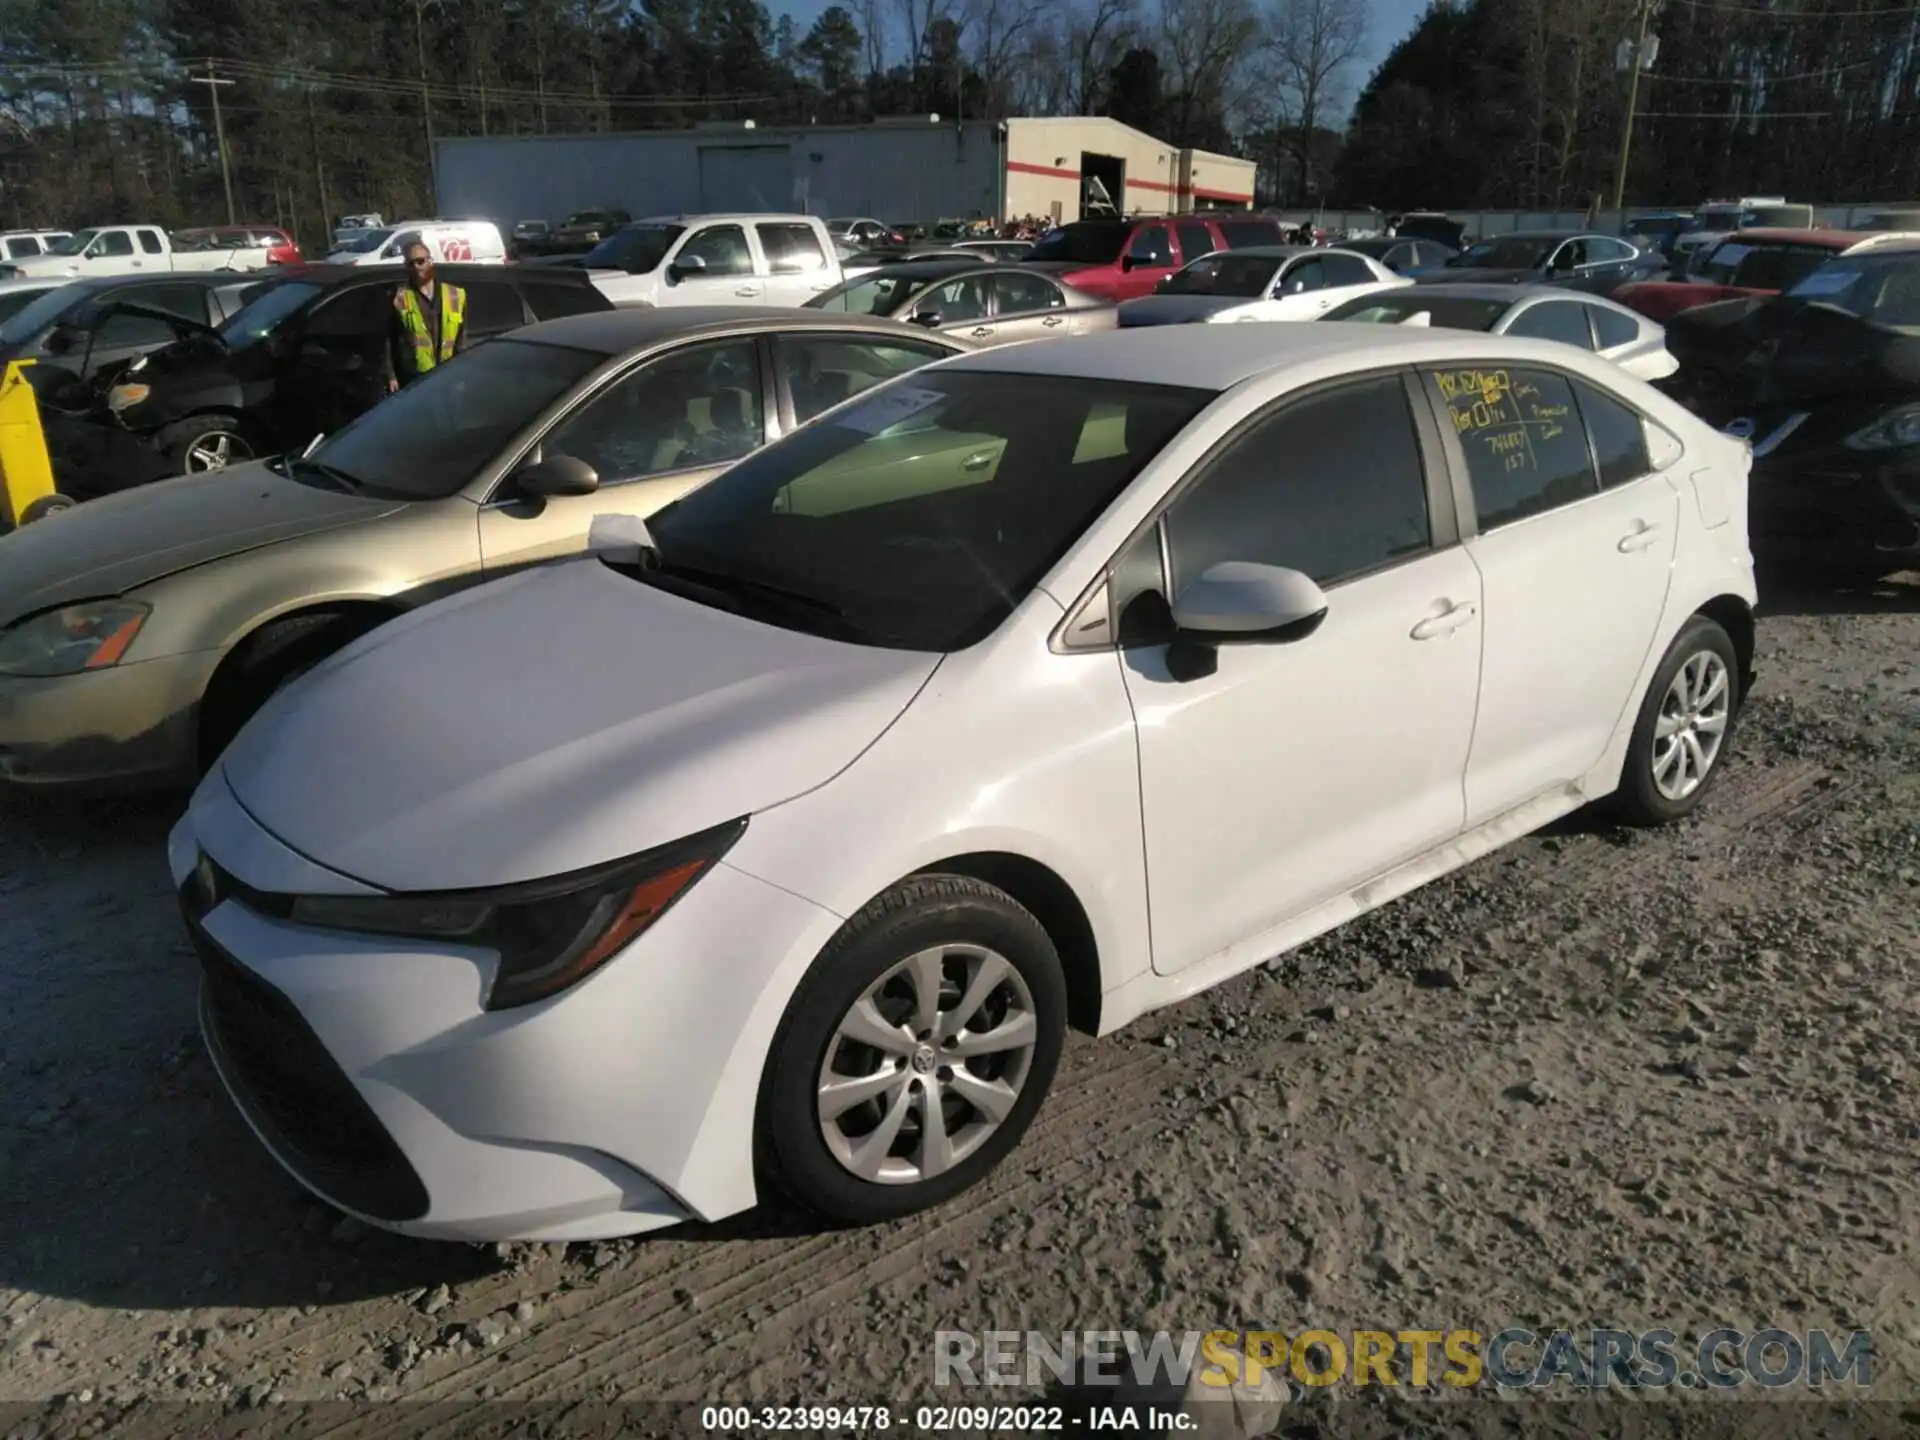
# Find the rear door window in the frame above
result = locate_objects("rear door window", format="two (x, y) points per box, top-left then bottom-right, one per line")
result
(121, 282), (216, 324)
(1321, 253), (1377, 287)
(757, 222), (829, 274)
(137, 229), (165, 255)
(1574, 380), (1652, 489)
(463, 280), (527, 335)
(1127, 226), (1173, 266)
(1506, 301), (1594, 349)
(94, 231), (135, 257)
(1431, 366), (1598, 529)
(520, 281), (606, 320)
(306, 284), (394, 339)
(992, 271), (1065, 315)
(1588, 305), (1640, 349)
(1217, 219), (1282, 249)
(5, 236), (40, 258)
(1174, 222), (1216, 265)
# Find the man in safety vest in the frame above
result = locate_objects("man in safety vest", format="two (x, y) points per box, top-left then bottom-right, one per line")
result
(385, 240), (467, 392)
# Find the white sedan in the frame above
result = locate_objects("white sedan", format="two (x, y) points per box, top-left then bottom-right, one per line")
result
(172, 325), (1756, 1242)
(1116, 245), (1410, 327)
(1321, 282), (1681, 383)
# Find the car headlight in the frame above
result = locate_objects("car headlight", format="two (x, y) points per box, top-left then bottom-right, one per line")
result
(1843, 405), (1920, 451)
(0, 600), (152, 677)
(107, 382), (151, 413)
(285, 817), (747, 1010)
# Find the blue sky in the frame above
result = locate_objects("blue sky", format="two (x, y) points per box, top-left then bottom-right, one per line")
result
(771, 0), (1431, 98)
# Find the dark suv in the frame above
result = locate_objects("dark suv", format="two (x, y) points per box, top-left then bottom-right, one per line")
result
(54, 263), (611, 492)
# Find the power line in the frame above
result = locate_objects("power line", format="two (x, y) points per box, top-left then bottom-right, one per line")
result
(1639, 108), (1834, 115)
(1667, 0), (1917, 17)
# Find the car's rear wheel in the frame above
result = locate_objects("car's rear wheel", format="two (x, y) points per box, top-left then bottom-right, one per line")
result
(1610, 615), (1741, 826)
(161, 416), (256, 474)
(759, 875), (1067, 1224)
(18, 492), (75, 524)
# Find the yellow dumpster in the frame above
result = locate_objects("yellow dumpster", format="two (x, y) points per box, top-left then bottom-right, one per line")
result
(0, 359), (72, 530)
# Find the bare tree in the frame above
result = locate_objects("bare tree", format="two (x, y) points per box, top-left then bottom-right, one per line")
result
(854, 0), (889, 85)
(1065, 0), (1135, 114)
(962, 0), (1041, 117)
(1265, 0), (1367, 200)
(1159, 0), (1261, 143)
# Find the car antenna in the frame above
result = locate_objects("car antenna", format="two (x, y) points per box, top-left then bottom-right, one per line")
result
(301, 433), (324, 457)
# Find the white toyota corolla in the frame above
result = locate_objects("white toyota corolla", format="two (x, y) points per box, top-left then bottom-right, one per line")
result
(171, 324), (1757, 1242)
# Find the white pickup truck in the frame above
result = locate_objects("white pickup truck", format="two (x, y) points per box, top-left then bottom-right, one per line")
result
(2, 224), (274, 280)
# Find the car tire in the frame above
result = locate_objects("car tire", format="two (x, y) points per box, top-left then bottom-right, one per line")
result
(197, 611), (385, 770)
(18, 492), (75, 524)
(758, 875), (1068, 1225)
(160, 416), (257, 475)
(1609, 614), (1742, 827)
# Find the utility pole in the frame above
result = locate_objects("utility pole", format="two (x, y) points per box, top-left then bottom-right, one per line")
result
(305, 86), (331, 248)
(191, 66), (237, 225)
(415, 0), (437, 210)
(1610, 0), (1658, 212)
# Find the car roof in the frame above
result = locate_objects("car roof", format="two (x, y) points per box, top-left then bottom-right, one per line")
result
(628, 213), (816, 225)
(1479, 229), (1587, 241)
(510, 305), (974, 355)
(936, 322), (1607, 391)
(846, 259), (985, 278)
(1715, 227), (1862, 247)
(263, 263), (595, 285)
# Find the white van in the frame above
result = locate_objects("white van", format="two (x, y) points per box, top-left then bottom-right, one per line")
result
(326, 219), (507, 267)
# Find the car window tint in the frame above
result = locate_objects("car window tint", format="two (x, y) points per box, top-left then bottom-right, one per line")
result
(1277, 258), (1325, 293)
(1589, 305), (1639, 349)
(1574, 379), (1652, 489)
(992, 271), (1064, 314)
(138, 229), (165, 254)
(306, 284), (394, 338)
(1175, 222), (1216, 264)
(93, 310), (177, 347)
(1163, 376), (1432, 592)
(680, 225), (754, 277)
(544, 339), (763, 482)
(520, 280), (605, 320)
(779, 335), (950, 426)
(94, 231), (135, 257)
(1384, 245), (1414, 269)
(1320, 253), (1376, 287)
(120, 283), (213, 324)
(1591, 237), (1635, 263)
(1127, 226), (1173, 265)
(756, 222), (828, 274)
(926, 274), (992, 323)
(1506, 301), (1593, 348)
(5, 236), (39, 258)
(1433, 366), (1597, 528)
(462, 280), (525, 333)
(1217, 219), (1282, 249)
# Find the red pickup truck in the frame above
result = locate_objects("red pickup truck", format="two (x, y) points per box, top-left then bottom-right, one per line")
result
(1019, 214), (1286, 301)
(1612, 228), (1883, 322)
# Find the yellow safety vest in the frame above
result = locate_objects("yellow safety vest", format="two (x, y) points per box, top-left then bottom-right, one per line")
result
(395, 283), (466, 375)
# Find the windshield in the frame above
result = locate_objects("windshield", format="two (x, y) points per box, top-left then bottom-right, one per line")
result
(1161, 253), (1283, 296)
(332, 227), (394, 255)
(1323, 292), (1510, 330)
(47, 230), (93, 256)
(638, 371), (1209, 651)
(0, 286), (54, 326)
(1695, 211), (1740, 233)
(1862, 213), (1920, 232)
(1784, 253), (1920, 333)
(1696, 241), (1835, 291)
(810, 270), (956, 315)
(308, 339), (605, 500)
(0, 282), (83, 344)
(1453, 236), (1556, 269)
(566, 212), (614, 228)
(217, 280), (325, 349)
(583, 224), (681, 273)
(1026, 223), (1129, 265)
(1743, 205), (1809, 229)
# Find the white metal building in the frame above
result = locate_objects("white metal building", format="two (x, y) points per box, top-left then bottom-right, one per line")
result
(432, 116), (1256, 229)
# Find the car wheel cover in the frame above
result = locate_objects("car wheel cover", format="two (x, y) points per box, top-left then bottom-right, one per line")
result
(1652, 650), (1730, 801)
(185, 430), (251, 471)
(816, 942), (1037, 1185)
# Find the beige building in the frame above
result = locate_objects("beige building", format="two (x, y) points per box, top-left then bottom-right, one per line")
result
(1004, 117), (1256, 222)
(435, 116), (1257, 230)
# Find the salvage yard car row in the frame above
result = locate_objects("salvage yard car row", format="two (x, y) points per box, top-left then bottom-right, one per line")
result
(4, 201), (1916, 1249)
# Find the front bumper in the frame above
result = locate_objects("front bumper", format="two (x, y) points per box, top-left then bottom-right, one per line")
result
(0, 649), (220, 792)
(1748, 451), (1920, 569)
(168, 783), (842, 1242)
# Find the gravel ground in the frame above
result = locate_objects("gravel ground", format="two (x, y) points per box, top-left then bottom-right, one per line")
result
(1, 573), (1917, 1435)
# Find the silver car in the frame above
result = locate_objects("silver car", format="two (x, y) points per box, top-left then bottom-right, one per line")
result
(1319, 283), (1679, 383)
(806, 260), (1116, 346)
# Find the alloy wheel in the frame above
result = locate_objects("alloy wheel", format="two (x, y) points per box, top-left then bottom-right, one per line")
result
(1651, 650), (1730, 801)
(816, 943), (1038, 1185)
(185, 431), (252, 472)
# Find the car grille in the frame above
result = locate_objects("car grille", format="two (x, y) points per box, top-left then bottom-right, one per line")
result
(182, 881), (430, 1223)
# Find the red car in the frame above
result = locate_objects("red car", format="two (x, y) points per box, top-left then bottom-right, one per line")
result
(1612, 228), (1882, 322)
(175, 224), (304, 266)
(1019, 213), (1286, 301)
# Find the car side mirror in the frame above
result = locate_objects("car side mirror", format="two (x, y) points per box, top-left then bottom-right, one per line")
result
(907, 308), (943, 328)
(669, 254), (707, 280)
(515, 452), (599, 498)
(42, 325), (77, 355)
(1120, 254), (1137, 272)
(1167, 559), (1328, 670)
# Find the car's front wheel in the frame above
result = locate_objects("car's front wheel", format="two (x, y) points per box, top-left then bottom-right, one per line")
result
(759, 875), (1067, 1224)
(161, 416), (256, 474)
(1611, 614), (1741, 826)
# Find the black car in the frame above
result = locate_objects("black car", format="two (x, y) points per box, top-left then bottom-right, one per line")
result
(552, 209), (632, 252)
(1420, 229), (1667, 294)
(0, 274), (264, 403)
(1622, 212), (1695, 260)
(1663, 246), (1920, 577)
(1336, 235), (1459, 275)
(51, 263), (611, 491)
(509, 219), (556, 259)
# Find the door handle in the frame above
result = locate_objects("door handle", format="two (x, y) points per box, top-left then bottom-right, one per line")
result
(970, 326), (993, 338)
(962, 450), (995, 471)
(734, 285), (760, 297)
(1410, 602), (1476, 640)
(1618, 522), (1663, 553)
(1042, 316), (1064, 328)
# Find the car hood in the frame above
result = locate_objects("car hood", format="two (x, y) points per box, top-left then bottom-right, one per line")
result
(0, 461), (404, 621)
(1667, 296), (1920, 409)
(1614, 280), (1769, 320)
(1116, 294), (1248, 326)
(218, 557), (943, 892)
